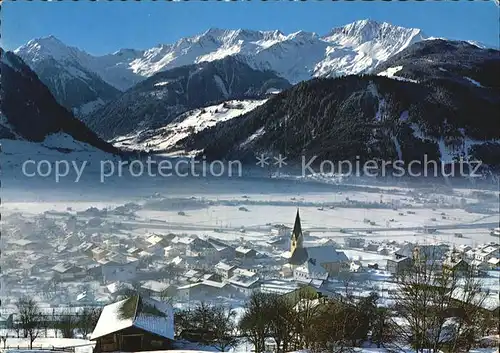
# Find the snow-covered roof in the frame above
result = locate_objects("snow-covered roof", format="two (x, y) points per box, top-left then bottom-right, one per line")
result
(234, 267), (256, 277)
(127, 246), (141, 254)
(177, 283), (200, 290)
(184, 269), (200, 278)
(51, 263), (81, 273)
(215, 261), (236, 272)
(306, 246), (349, 264)
(91, 296), (174, 340)
(171, 236), (195, 245)
(141, 280), (170, 293)
(201, 279), (227, 289)
(236, 246), (255, 254)
(106, 281), (133, 294)
(295, 260), (329, 280)
(90, 298), (134, 340)
(146, 234), (163, 245)
(228, 273), (259, 288)
(170, 256), (183, 265)
(92, 247), (107, 255)
(488, 257), (499, 265)
(483, 246), (499, 254)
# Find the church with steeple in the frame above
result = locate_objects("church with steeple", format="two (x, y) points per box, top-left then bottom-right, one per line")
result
(287, 209), (349, 280)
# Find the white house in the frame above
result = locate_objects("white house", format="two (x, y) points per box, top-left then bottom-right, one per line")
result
(51, 263), (86, 280)
(92, 247), (108, 261)
(99, 257), (138, 283)
(140, 280), (171, 298)
(227, 270), (259, 296)
(215, 261), (236, 279)
(176, 280), (232, 301)
(293, 260), (329, 281)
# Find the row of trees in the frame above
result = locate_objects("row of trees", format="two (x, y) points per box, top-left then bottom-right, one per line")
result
(1, 298), (102, 349)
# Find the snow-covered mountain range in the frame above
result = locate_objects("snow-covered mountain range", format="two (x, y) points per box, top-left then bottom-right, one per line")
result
(172, 40), (500, 167)
(15, 19), (426, 114)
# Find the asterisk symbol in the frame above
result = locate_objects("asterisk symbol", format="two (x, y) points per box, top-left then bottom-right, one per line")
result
(274, 154), (287, 168)
(256, 154), (270, 168)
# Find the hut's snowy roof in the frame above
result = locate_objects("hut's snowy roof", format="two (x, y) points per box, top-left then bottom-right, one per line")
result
(90, 296), (174, 340)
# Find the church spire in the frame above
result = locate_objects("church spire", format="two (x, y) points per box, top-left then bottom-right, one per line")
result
(290, 209), (304, 253)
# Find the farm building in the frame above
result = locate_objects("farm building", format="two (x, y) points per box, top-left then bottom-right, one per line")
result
(387, 257), (413, 275)
(91, 295), (174, 352)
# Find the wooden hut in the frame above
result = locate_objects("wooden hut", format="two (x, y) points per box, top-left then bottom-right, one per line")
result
(91, 295), (174, 352)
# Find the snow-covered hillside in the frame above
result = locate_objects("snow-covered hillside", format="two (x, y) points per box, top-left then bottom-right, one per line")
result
(0, 50), (118, 153)
(0, 133), (119, 170)
(16, 19), (427, 91)
(111, 99), (267, 153)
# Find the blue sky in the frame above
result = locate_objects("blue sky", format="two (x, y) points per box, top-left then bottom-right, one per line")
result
(3, 0), (499, 55)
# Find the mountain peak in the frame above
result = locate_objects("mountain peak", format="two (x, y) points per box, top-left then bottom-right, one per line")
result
(16, 35), (78, 63)
(324, 19), (425, 47)
(202, 27), (227, 38)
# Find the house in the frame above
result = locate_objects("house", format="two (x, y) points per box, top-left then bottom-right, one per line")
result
(127, 246), (143, 257)
(140, 280), (170, 298)
(163, 246), (182, 258)
(146, 234), (172, 255)
(364, 242), (379, 252)
(64, 233), (81, 246)
(7, 239), (40, 251)
(183, 269), (202, 282)
(394, 243), (414, 259)
(92, 247), (108, 261)
(99, 257), (138, 283)
(90, 295), (174, 352)
(79, 242), (97, 257)
(0, 314), (13, 329)
(288, 210), (349, 277)
(186, 237), (214, 257)
(443, 258), (470, 274)
(207, 238), (237, 261)
(457, 244), (472, 253)
(293, 259), (329, 281)
(176, 280), (231, 301)
(395, 243), (448, 262)
(283, 285), (340, 310)
(214, 261), (236, 279)
(487, 257), (499, 270)
(271, 225), (291, 238)
(465, 249), (477, 260)
(350, 261), (364, 273)
(260, 279), (299, 295)
(228, 273), (259, 296)
(475, 245), (500, 263)
(387, 257), (413, 275)
(345, 237), (365, 249)
(235, 246), (257, 259)
(51, 263), (86, 280)
(106, 281), (134, 296)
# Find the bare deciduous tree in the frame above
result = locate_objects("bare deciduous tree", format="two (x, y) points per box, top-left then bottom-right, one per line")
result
(77, 307), (102, 339)
(57, 311), (76, 338)
(15, 297), (42, 349)
(391, 258), (490, 353)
